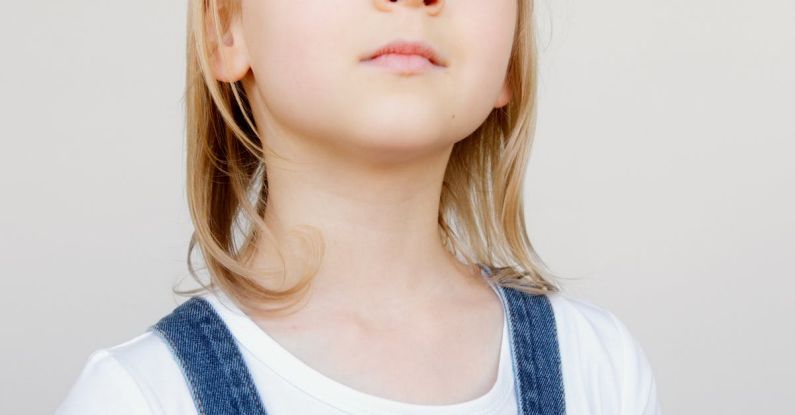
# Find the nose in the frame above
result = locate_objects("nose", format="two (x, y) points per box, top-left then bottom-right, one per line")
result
(373, 0), (444, 14)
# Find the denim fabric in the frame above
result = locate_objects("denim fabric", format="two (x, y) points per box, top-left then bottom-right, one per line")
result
(499, 281), (566, 414)
(151, 264), (565, 414)
(152, 297), (269, 414)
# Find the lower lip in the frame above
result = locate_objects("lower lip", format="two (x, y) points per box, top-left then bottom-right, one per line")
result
(361, 53), (443, 74)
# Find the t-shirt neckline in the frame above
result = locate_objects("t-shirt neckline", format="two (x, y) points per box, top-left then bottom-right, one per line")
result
(201, 269), (512, 414)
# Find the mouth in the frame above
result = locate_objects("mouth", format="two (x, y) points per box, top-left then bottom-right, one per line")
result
(360, 39), (447, 74)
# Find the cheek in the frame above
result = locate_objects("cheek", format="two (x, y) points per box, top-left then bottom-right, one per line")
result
(242, 2), (346, 124)
(241, 0), (517, 152)
(450, 1), (517, 120)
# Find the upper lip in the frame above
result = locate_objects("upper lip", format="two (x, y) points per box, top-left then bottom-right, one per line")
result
(362, 40), (447, 67)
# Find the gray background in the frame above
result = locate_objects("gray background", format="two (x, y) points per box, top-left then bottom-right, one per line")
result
(1, 1), (793, 413)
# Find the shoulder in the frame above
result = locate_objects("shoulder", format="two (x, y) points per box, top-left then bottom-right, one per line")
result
(57, 329), (196, 415)
(544, 291), (663, 414)
(545, 291), (622, 347)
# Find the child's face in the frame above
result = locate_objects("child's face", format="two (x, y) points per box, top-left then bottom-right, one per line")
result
(221, 0), (516, 160)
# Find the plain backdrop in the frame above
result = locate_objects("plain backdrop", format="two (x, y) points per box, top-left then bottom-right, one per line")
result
(1, 1), (793, 414)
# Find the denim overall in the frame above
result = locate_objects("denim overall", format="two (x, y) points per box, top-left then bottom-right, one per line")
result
(151, 264), (566, 414)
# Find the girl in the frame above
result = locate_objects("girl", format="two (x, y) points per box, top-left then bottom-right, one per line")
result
(58, 0), (662, 414)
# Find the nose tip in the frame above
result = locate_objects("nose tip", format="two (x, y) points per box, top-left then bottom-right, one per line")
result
(374, 0), (444, 13)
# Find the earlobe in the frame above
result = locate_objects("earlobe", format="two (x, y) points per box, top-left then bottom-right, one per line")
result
(207, 14), (251, 83)
(494, 80), (512, 108)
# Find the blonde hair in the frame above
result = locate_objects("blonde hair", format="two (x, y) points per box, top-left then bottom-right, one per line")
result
(178, 0), (567, 317)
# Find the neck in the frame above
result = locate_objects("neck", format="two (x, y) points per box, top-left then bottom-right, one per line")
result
(243, 137), (482, 318)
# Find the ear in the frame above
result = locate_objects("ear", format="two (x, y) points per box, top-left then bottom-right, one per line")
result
(206, 9), (250, 82)
(494, 78), (512, 108)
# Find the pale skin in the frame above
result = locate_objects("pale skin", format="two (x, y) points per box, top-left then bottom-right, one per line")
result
(209, 0), (516, 404)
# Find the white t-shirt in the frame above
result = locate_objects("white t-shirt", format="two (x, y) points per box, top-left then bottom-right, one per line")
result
(56, 281), (662, 414)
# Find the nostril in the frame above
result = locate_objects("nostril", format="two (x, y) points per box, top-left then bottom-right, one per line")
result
(388, 0), (441, 4)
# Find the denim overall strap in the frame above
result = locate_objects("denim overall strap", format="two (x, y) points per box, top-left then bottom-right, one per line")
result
(501, 286), (566, 415)
(150, 296), (269, 415)
(476, 263), (565, 415)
